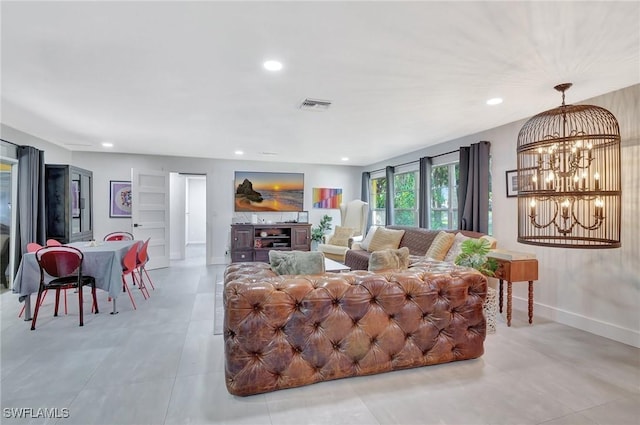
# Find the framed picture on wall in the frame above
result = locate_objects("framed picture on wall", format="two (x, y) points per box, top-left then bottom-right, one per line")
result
(297, 211), (309, 223)
(110, 181), (132, 217)
(506, 170), (518, 198)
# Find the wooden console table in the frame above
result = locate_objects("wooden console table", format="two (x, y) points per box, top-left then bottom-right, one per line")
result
(488, 253), (539, 327)
(230, 223), (311, 263)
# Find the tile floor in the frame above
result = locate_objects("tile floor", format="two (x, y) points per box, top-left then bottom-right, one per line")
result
(1, 244), (638, 425)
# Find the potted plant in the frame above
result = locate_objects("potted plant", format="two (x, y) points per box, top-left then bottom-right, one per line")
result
(310, 214), (333, 248)
(454, 238), (498, 276)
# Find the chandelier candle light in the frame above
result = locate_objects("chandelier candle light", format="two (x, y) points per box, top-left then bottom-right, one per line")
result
(516, 83), (621, 248)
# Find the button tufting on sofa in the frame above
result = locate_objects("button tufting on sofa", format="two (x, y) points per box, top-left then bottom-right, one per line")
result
(223, 261), (488, 396)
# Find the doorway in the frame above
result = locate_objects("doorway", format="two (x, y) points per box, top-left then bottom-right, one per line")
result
(1, 157), (18, 293)
(169, 173), (206, 264)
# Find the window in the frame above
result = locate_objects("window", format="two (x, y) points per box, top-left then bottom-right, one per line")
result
(369, 170), (419, 226)
(370, 176), (386, 225)
(393, 171), (419, 226)
(430, 163), (459, 230)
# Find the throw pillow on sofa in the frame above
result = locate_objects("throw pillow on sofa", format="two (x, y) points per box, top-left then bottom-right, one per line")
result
(269, 250), (326, 275)
(443, 233), (498, 263)
(368, 247), (410, 271)
(443, 232), (470, 263)
(359, 226), (379, 251)
(367, 228), (405, 252)
(328, 226), (356, 247)
(425, 231), (455, 261)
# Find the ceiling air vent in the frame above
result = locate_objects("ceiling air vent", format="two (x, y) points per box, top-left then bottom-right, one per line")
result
(299, 98), (331, 111)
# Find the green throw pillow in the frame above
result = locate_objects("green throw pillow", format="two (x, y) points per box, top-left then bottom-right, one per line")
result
(269, 250), (326, 275)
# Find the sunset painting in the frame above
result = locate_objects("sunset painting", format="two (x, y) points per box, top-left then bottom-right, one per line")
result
(234, 171), (304, 212)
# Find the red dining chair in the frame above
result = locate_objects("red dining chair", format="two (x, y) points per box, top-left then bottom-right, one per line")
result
(104, 231), (134, 241)
(117, 241), (148, 311)
(20, 241), (70, 318)
(31, 246), (98, 330)
(136, 238), (155, 291)
(26, 242), (43, 253)
(19, 243), (46, 318)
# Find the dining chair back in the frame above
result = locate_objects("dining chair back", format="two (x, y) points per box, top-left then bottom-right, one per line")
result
(26, 242), (43, 253)
(136, 238), (155, 290)
(31, 246), (98, 330)
(104, 231), (134, 241)
(118, 241), (148, 310)
(46, 239), (62, 246)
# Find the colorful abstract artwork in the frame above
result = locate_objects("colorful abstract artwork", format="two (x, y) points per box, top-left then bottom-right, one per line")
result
(312, 188), (342, 209)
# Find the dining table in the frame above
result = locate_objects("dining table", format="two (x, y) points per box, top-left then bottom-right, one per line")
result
(12, 239), (138, 319)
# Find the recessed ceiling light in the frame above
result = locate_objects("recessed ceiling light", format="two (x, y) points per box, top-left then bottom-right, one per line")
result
(101, 142), (113, 148)
(234, 150), (244, 155)
(263, 60), (283, 71)
(341, 157), (349, 162)
(486, 97), (503, 106)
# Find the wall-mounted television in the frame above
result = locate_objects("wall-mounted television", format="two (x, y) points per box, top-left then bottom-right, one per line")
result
(234, 171), (304, 212)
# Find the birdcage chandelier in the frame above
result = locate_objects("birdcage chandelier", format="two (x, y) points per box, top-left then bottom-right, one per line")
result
(516, 83), (621, 248)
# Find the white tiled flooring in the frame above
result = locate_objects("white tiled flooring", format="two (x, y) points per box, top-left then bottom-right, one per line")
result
(1, 246), (639, 425)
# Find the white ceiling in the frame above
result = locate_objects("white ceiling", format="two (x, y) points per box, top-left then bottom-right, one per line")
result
(2, 1), (639, 166)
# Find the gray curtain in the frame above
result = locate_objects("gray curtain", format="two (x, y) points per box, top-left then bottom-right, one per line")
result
(458, 141), (490, 233)
(419, 156), (432, 228)
(361, 172), (371, 230)
(385, 166), (395, 225)
(15, 146), (46, 271)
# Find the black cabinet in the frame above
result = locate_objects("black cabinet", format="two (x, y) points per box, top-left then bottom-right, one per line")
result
(45, 165), (93, 243)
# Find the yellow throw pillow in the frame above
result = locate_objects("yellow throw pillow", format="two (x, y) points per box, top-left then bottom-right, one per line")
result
(443, 232), (471, 263)
(367, 228), (405, 252)
(359, 226), (379, 251)
(328, 226), (356, 247)
(368, 247), (410, 271)
(480, 235), (497, 249)
(425, 231), (455, 261)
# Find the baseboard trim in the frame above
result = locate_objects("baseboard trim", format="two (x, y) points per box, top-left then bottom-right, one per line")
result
(511, 296), (640, 348)
(209, 256), (228, 265)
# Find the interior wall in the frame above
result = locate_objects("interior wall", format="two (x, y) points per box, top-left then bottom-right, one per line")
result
(65, 151), (362, 265)
(364, 84), (640, 347)
(1, 124), (72, 164)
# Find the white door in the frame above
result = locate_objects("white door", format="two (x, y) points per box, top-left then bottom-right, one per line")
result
(131, 168), (170, 269)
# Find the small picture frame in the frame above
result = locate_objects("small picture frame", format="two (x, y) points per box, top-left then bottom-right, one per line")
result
(506, 170), (518, 198)
(297, 211), (309, 223)
(110, 181), (132, 218)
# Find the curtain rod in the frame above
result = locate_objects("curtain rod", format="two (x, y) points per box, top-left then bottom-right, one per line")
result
(431, 148), (460, 159)
(0, 138), (20, 147)
(368, 148), (459, 174)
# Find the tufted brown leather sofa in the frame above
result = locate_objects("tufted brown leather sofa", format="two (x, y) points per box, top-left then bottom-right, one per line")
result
(344, 226), (488, 271)
(224, 260), (487, 396)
